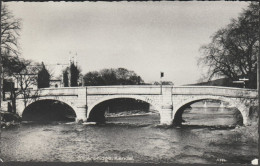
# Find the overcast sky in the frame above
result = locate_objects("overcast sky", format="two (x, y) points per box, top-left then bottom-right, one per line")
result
(6, 1), (249, 85)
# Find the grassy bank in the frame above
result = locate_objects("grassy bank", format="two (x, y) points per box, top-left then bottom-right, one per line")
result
(233, 121), (258, 143)
(233, 106), (259, 143)
(0, 111), (21, 128)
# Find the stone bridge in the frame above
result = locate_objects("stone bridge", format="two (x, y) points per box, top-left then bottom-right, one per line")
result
(3, 86), (258, 125)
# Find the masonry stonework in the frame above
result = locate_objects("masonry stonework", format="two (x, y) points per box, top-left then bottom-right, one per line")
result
(2, 86), (257, 126)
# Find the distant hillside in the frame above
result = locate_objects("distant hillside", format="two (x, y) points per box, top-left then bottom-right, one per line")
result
(187, 78), (244, 88)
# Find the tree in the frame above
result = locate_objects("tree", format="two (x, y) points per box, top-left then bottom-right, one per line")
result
(2, 55), (24, 112)
(1, 4), (21, 57)
(70, 62), (80, 87)
(83, 71), (104, 86)
(2, 52), (25, 77)
(2, 57), (40, 110)
(63, 70), (69, 87)
(37, 62), (50, 88)
(83, 68), (144, 86)
(114, 68), (144, 85)
(153, 81), (174, 85)
(1, 4), (22, 108)
(1, 52), (43, 112)
(198, 2), (259, 89)
(100, 68), (117, 85)
(12, 59), (40, 108)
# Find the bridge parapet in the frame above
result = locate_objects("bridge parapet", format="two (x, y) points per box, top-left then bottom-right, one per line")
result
(172, 86), (257, 98)
(9, 85), (257, 125)
(31, 87), (85, 97)
(86, 85), (163, 95)
(31, 86), (257, 99)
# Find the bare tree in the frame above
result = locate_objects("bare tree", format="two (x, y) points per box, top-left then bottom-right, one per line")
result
(13, 60), (41, 108)
(1, 4), (21, 57)
(1, 4), (22, 108)
(3, 57), (40, 110)
(198, 2), (259, 89)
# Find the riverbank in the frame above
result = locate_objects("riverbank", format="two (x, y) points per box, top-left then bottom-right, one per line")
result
(234, 106), (259, 144)
(0, 111), (21, 128)
(232, 121), (258, 143)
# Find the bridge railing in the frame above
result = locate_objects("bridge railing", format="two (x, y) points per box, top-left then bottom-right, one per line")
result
(172, 86), (257, 98)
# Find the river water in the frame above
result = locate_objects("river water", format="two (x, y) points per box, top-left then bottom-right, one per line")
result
(0, 107), (258, 164)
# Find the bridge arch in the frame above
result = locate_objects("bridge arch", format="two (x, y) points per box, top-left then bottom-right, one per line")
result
(173, 96), (246, 125)
(21, 99), (78, 121)
(87, 95), (162, 119)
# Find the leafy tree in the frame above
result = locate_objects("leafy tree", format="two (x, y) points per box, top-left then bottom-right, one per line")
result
(37, 62), (50, 88)
(114, 68), (143, 85)
(2, 53), (25, 77)
(83, 71), (104, 86)
(153, 81), (174, 85)
(198, 2), (259, 89)
(83, 68), (144, 86)
(100, 69), (117, 85)
(63, 70), (69, 87)
(70, 62), (80, 87)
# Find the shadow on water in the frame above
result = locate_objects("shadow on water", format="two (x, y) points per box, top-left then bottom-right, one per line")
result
(173, 124), (236, 130)
(83, 117), (237, 131)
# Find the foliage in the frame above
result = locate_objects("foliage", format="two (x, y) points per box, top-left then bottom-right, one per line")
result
(37, 62), (50, 88)
(63, 70), (69, 87)
(198, 2), (259, 89)
(70, 62), (80, 87)
(2, 53), (25, 77)
(83, 68), (144, 86)
(153, 81), (174, 85)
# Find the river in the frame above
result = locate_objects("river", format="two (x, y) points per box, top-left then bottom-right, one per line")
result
(0, 107), (258, 164)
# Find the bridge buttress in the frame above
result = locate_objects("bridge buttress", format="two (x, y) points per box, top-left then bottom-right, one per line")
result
(74, 87), (88, 122)
(75, 106), (87, 122)
(236, 104), (251, 126)
(160, 86), (174, 125)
